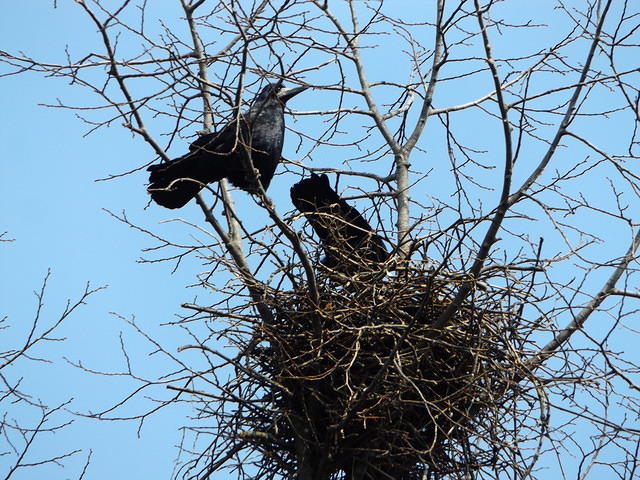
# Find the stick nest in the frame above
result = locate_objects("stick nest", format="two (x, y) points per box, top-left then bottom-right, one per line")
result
(246, 266), (521, 479)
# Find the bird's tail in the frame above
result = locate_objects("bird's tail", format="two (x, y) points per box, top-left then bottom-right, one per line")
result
(147, 153), (226, 209)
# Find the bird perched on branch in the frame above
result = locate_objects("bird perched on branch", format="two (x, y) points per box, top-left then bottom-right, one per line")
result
(290, 173), (388, 272)
(147, 81), (307, 209)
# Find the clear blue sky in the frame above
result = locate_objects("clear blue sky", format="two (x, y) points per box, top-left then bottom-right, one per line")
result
(1, 2), (639, 479)
(1, 3), (200, 478)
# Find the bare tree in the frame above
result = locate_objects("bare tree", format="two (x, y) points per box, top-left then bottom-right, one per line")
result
(1, 259), (100, 480)
(2, 0), (640, 479)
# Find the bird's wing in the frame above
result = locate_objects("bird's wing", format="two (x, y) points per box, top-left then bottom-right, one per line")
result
(188, 130), (221, 152)
(188, 116), (249, 154)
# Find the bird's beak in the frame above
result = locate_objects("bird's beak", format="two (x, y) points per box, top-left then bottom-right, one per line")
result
(278, 85), (308, 103)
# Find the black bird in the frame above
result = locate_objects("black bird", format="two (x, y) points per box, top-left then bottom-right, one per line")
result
(290, 173), (388, 272)
(148, 81), (307, 209)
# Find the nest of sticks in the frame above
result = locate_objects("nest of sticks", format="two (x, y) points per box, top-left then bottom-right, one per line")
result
(241, 265), (521, 479)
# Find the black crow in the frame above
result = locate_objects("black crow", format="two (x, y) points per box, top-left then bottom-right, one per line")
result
(148, 81), (307, 209)
(290, 173), (388, 272)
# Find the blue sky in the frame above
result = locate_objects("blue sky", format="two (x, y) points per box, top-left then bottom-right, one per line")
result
(1, 3), (198, 478)
(2, 1), (639, 479)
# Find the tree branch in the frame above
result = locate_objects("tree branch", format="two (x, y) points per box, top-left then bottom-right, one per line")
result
(525, 227), (640, 371)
